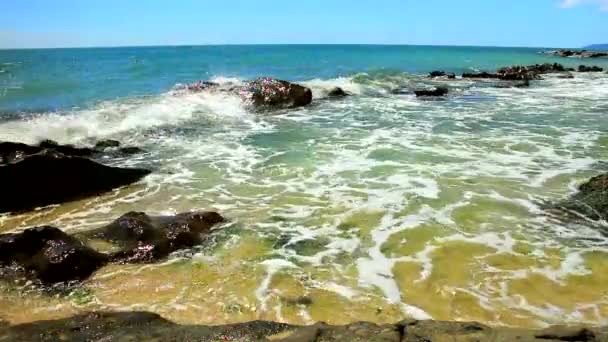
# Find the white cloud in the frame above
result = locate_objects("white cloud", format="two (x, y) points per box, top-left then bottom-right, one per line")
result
(560, 0), (608, 10)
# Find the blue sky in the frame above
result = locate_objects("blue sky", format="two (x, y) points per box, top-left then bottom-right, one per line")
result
(1, 0), (607, 49)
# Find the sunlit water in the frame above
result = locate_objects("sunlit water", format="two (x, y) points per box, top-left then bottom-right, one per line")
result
(1, 45), (608, 328)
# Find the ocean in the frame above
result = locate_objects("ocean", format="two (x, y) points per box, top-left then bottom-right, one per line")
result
(1, 45), (608, 327)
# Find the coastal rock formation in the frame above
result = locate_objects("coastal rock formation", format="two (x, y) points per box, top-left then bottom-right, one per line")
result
(0, 211), (225, 285)
(0, 149), (151, 214)
(550, 173), (608, 232)
(242, 78), (313, 110)
(2, 311), (607, 341)
(0, 139), (143, 164)
(327, 87), (350, 97)
(463, 63), (569, 81)
(578, 65), (604, 72)
(414, 87), (449, 97)
(88, 211), (225, 263)
(429, 71), (456, 79)
(545, 49), (608, 58)
(0, 226), (108, 285)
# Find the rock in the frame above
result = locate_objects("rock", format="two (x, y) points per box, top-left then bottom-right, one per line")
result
(0, 226), (108, 285)
(88, 211), (225, 263)
(327, 87), (350, 97)
(0, 150), (151, 214)
(429, 71), (456, 79)
(3, 312), (608, 341)
(414, 87), (449, 97)
(462, 71), (500, 79)
(242, 78), (313, 109)
(546, 49), (608, 58)
(0, 139), (143, 164)
(390, 87), (413, 95)
(185, 81), (220, 92)
(578, 65), (604, 72)
(552, 173), (608, 226)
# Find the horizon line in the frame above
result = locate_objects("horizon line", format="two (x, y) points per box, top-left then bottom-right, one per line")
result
(0, 42), (583, 51)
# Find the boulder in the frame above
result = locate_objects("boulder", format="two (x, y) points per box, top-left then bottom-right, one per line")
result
(241, 78), (313, 109)
(578, 65), (604, 72)
(0, 150), (151, 214)
(463, 63), (567, 81)
(429, 71), (455, 79)
(414, 87), (449, 97)
(327, 87), (350, 97)
(553, 173), (608, 226)
(0, 226), (108, 285)
(462, 71), (500, 79)
(87, 211), (225, 263)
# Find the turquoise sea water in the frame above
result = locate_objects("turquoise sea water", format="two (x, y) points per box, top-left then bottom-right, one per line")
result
(1, 45), (608, 327)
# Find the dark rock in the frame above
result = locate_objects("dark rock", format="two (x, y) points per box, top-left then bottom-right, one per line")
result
(547, 49), (608, 58)
(87, 211), (225, 263)
(185, 81), (220, 92)
(0, 150), (151, 214)
(0, 139), (144, 165)
(0, 226), (108, 285)
(429, 71), (455, 79)
(552, 173), (608, 226)
(4, 312), (608, 342)
(327, 87), (350, 97)
(463, 71), (500, 79)
(414, 87), (449, 97)
(429, 71), (446, 78)
(242, 78), (313, 109)
(578, 65), (604, 72)
(390, 87), (413, 95)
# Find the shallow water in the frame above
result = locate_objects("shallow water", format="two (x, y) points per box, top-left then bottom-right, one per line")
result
(1, 45), (608, 328)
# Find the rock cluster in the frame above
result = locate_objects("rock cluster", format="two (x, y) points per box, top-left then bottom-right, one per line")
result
(0, 211), (225, 285)
(1, 311), (606, 341)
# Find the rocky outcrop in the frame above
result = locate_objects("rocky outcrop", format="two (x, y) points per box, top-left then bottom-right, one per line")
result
(0, 150), (151, 214)
(0, 211), (225, 285)
(545, 49), (608, 58)
(87, 211), (225, 263)
(414, 87), (449, 97)
(550, 173), (608, 233)
(578, 65), (604, 72)
(463, 63), (569, 81)
(0, 226), (108, 285)
(242, 78), (313, 110)
(429, 71), (456, 79)
(0, 139), (143, 164)
(327, 87), (350, 97)
(1, 311), (606, 341)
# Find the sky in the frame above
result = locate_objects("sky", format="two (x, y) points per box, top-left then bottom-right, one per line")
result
(1, 0), (607, 49)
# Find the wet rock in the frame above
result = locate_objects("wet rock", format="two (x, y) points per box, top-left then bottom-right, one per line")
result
(88, 211), (225, 263)
(327, 87), (350, 97)
(0, 226), (108, 285)
(0, 139), (144, 164)
(556, 72), (575, 79)
(546, 49), (608, 58)
(414, 86), (449, 97)
(0, 150), (151, 214)
(578, 65), (604, 72)
(429, 71), (456, 79)
(390, 87), (413, 95)
(552, 173), (608, 225)
(462, 71), (500, 79)
(4, 312), (608, 342)
(242, 78), (313, 109)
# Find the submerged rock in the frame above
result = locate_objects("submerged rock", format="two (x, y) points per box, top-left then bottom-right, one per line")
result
(0, 226), (108, 285)
(578, 65), (604, 72)
(0, 150), (151, 214)
(242, 78), (313, 110)
(88, 211), (225, 263)
(2, 311), (607, 341)
(414, 87), (449, 97)
(463, 63), (568, 81)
